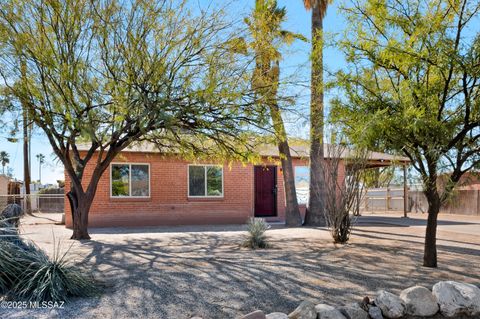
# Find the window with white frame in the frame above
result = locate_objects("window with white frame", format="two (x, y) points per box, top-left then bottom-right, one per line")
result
(111, 163), (150, 197)
(294, 166), (310, 204)
(188, 165), (223, 197)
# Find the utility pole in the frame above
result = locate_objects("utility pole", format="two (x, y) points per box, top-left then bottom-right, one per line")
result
(20, 58), (31, 214)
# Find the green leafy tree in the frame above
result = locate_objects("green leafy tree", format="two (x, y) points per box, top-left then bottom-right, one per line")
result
(0, 0), (267, 240)
(332, 0), (480, 267)
(302, 0), (332, 226)
(362, 167), (395, 188)
(245, 0), (305, 226)
(0, 151), (9, 175)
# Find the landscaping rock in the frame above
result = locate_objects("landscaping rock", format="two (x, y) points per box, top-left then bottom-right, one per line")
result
(320, 310), (345, 319)
(314, 304), (346, 319)
(375, 290), (405, 318)
(432, 281), (480, 317)
(288, 301), (316, 319)
(266, 313), (288, 319)
(400, 285), (439, 317)
(241, 310), (266, 319)
(368, 306), (384, 319)
(338, 303), (369, 319)
(315, 304), (335, 313)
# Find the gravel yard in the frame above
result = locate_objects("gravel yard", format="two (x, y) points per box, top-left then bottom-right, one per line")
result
(2, 212), (480, 319)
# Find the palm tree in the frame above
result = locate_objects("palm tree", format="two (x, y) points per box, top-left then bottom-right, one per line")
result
(245, 0), (305, 226)
(0, 151), (9, 175)
(36, 153), (45, 184)
(302, 0), (330, 226)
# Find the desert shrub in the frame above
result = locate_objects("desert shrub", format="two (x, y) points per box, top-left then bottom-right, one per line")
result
(0, 232), (97, 301)
(318, 138), (368, 244)
(37, 187), (63, 195)
(13, 243), (97, 301)
(0, 240), (19, 293)
(242, 217), (270, 249)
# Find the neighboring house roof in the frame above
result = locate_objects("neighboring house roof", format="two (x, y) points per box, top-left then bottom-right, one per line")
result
(76, 140), (410, 167)
(439, 171), (480, 189)
(457, 184), (480, 190)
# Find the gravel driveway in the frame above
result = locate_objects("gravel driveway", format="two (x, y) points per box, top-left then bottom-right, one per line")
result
(2, 212), (480, 319)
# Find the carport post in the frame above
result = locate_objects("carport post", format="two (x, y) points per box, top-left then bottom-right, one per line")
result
(403, 164), (408, 218)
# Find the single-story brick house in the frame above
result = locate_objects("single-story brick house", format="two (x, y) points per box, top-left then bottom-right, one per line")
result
(64, 143), (409, 228)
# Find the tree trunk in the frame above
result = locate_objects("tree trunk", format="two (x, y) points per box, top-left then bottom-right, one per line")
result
(304, 7), (326, 226)
(68, 188), (92, 240)
(268, 101), (302, 227)
(278, 139), (302, 226)
(266, 63), (302, 227)
(267, 107), (302, 226)
(423, 190), (441, 267)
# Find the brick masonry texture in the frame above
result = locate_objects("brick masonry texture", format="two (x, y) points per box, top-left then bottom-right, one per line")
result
(64, 152), (344, 228)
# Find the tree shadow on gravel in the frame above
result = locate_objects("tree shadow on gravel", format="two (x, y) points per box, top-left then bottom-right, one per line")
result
(40, 227), (479, 319)
(356, 215), (480, 227)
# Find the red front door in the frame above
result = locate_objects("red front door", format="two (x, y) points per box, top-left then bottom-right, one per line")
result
(254, 166), (277, 217)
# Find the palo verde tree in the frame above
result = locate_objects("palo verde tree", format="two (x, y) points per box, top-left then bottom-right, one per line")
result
(331, 0), (480, 267)
(0, 0), (267, 240)
(244, 0), (305, 226)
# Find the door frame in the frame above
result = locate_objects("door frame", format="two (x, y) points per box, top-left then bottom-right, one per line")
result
(253, 165), (277, 217)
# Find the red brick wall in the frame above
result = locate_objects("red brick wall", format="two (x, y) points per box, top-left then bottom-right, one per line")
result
(64, 152), (327, 227)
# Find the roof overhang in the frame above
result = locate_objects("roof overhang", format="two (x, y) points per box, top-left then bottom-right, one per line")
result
(76, 141), (411, 167)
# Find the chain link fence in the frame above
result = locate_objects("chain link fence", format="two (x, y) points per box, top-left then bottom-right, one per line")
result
(0, 193), (64, 214)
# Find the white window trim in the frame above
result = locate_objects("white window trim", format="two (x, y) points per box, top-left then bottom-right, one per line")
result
(187, 164), (224, 198)
(110, 163), (151, 198)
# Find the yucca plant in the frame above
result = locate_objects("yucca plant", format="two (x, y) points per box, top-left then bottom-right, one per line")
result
(243, 217), (270, 249)
(0, 223), (97, 302)
(0, 213), (23, 292)
(12, 240), (97, 301)
(0, 240), (21, 293)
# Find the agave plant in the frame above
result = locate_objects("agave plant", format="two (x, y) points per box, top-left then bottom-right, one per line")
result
(0, 219), (97, 302)
(243, 217), (271, 249)
(0, 240), (20, 293)
(12, 240), (97, 302)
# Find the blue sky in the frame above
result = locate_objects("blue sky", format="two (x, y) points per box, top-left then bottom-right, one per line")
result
(0, 0), (347, 184)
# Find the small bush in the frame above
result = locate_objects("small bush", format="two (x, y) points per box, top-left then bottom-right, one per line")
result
(15, 243), (97, 301)
(0, 232), (97, 302)
(242, 217), (270, 249)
